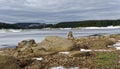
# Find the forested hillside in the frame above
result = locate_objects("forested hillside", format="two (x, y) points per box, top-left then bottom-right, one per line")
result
(53, 20), (120, 28)
(0, 22), (20, 29)
(0, 20), (120, 29)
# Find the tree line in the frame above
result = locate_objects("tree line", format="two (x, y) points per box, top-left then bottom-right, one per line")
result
(0, 22), (20, 29)
(52, 20), (120, 28)
(0, 20), (120, 29)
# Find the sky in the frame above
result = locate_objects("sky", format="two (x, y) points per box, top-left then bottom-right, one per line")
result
(0, 0), (120, 24)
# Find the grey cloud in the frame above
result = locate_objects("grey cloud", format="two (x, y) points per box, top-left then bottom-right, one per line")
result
(0, 0), (120, 23)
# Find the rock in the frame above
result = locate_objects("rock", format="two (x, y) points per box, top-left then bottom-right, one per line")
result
(108, 38), (116, 43)
(13, 47), (33, 58)
(12, 46), (34, 58)
(17, 39), (36, 48)
(0, 55), (20, 69)
(30, 48), (57, 57)
(67, 31), (74, 40)
(3, 48), (17, 56)
(13, 39), (36, 57)
(13, 36), (74, 57)
(17, 58), (34, 68)
(69, 51), (92, 57)
(24, 61), (45, 69)
(33, 36), (75, 52)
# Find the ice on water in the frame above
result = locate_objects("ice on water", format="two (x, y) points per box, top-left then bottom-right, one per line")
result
(0, 27), (120, 49)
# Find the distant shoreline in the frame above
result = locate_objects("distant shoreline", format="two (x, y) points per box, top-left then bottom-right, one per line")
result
(0, 19), (120, 29)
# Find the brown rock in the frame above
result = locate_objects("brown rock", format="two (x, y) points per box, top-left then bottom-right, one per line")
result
(14, 39), (36, 57)
(34, 36), (75, 52)
(17, 39), (36, 48)
(0, 55), (20, 69)
(67, 31), (74, 40)
(69, 51), (92, 57)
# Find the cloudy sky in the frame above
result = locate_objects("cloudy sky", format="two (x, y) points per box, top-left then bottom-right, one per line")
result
(0, 0), (120, 24)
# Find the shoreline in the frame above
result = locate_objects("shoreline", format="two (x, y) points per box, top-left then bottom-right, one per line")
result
(0, 33), (120, 69)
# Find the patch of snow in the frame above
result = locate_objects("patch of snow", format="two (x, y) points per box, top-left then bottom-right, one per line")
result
(94, 49), (113, 52)
(112, 41), (120, 50)
(107, 45), (114, 48)
(81, 26), (120, 30)
(51, 66), (65, 69)
(113, 43), (120, 47)
(59, 52), (70, 55)
(108, 40), (120, 50)
(51, 66), (79, 69)
(69, 67), (79, 69)
(29, 24), (41, 27)
(80, 49), (92, 52)
(9, 29), (21, 32)
(116, 47), (120, 50)
(33, 57), (43, 61)
(80, 49), (113, 52)
(0, 29), (22, 33)
(59, 28), (72, 30)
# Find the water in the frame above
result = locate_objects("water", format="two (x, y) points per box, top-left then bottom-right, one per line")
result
(0, 27), (120, 48)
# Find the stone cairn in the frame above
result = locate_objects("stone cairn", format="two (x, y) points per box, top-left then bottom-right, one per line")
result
(67, 31), (74, 40)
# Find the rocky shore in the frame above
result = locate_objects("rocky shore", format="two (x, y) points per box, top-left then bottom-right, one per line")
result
(0, 31), (120, 69)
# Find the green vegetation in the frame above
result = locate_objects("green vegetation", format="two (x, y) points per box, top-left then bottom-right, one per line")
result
(93, 51), (120, 68)
(1, 19), (120, 29)
(0, 22), (20, 29)
(53, 20), (120, 28)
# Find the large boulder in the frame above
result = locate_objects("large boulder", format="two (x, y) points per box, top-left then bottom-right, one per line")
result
(12, 36), (75, 57)
(33, 36), (75, 52)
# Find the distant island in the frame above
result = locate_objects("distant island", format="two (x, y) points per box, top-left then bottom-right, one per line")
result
(0, 19), (120, 29)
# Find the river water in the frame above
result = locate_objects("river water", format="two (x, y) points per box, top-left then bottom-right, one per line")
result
(0, 27), (120, 48)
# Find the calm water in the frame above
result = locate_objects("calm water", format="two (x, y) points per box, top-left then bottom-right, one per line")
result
(0, 28), (120, 48)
